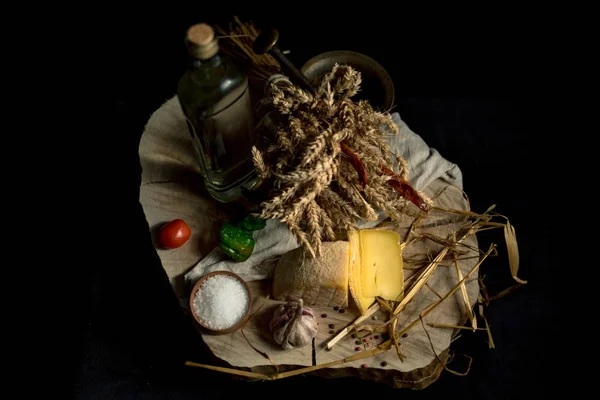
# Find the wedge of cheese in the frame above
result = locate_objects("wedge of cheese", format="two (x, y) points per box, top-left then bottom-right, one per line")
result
(349, 229), (405, 314)
(272, 241), (349, 307)
(272, 230), (404, 314)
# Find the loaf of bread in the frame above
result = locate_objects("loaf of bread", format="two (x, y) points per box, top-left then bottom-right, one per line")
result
(272, 241), (349, 307)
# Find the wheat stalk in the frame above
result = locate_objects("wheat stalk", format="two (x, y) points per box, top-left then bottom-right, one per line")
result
(255, 65), (425, 256)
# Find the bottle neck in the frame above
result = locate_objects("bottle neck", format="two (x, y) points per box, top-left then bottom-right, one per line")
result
(190, 53), (221, 68)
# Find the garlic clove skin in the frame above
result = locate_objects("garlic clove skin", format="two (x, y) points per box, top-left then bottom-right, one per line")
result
(270, 299), (318, 350)
(283, 314), (318, 349)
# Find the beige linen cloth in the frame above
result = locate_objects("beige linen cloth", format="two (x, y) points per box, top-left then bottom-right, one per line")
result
(139, 96), (463, 298)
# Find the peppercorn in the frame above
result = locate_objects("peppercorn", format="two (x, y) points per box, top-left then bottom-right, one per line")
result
(328, 324), (335, 329)
(355, 340), (361, 345)
(402, 333), (408, 338)
(329, 329), (335, 334)
(338, 308), (346, 314)
(321, 313), (327, 318)
(355, 347), (361, 351)
(361, 364), (368, 368)
(380, 361), (388, 367)
(362, 338), (368, 343)
(333, 306), (339, 311)
(374, 335), (380, 340)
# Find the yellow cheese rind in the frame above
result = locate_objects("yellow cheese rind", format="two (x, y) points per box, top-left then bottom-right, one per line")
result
(348, 230), (375, 315)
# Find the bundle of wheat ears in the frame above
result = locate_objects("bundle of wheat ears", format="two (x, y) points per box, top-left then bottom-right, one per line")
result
(252, 65), (433, 257)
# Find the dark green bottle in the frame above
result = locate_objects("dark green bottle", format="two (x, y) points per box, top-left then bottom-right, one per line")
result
(177, 23), (258, 203)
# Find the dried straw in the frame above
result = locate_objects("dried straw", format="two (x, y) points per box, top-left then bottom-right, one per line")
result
(427, 323), (486, 331)
(504, 221), (526, 284)
(478, 304), (496, 349)
(453, 233), (477, 330)
(214, 16), (281, 86)
(186, 196), (523, 380)
(254, 65), (428, 256)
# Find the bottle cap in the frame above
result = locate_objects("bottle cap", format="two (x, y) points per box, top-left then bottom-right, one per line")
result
(186, 23), (219, 59)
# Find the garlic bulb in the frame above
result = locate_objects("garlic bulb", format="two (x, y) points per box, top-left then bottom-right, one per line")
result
(269, 299), (318, 350)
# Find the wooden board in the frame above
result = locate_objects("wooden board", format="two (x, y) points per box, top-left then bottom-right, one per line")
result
(139, 97), (479, 388)
(198, 179), (478, 388)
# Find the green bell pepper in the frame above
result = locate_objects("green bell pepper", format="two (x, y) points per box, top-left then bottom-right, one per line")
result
(219, 216), (266, 262)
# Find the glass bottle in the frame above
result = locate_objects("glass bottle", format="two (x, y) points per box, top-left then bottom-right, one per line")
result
(177, 23), (258, 203)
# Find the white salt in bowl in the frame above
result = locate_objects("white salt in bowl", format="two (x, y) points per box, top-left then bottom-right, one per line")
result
(189, 271), (252, 335)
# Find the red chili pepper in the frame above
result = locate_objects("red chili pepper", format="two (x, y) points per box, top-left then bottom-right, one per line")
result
(381, 165), (429, 212)
(340, 141), (367, 188)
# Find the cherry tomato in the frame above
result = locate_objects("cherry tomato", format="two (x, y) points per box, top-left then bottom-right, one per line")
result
(159, 219), (191, 249)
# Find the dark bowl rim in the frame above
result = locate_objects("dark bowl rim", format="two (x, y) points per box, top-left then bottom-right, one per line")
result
(300, 50), (395, 112)
(189, 270), (253, 335)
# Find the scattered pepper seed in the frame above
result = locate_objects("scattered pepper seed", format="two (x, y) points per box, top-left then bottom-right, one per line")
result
(351, 334), (356, 338)
(380, 361), (388, 367)
(328, 324), (335, 329)
(338, 308), (346, 314)
(371, 315), (378, 321)
(321, 313), (327, 318)
(361, 364), (368, 368)
(329, 329), (335, 334)
(355, 340), (361, 345)
(333, 306), (339, 311)
(374, 335), (380, 340)
(355, 347), (361, 351)
(362, 338), (368, 343)
(402, 333), (408, 338)
(370, 336), (374, 340)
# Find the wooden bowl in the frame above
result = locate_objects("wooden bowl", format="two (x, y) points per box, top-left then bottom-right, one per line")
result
(189, 271), (253, 335)
(301, 50), (395, 112)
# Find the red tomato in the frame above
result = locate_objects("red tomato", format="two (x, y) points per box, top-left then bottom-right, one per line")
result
(159, 219), (191, 249)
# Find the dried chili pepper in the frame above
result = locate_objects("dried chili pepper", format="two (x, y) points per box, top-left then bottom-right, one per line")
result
(381, 165), (429, 212)
(340, 141), (367, 188)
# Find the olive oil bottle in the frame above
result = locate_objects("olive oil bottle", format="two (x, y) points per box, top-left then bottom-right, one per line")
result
(177, 23), (258, 203)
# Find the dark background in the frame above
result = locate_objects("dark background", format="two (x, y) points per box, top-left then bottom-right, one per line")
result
(77, 8), (556, 399)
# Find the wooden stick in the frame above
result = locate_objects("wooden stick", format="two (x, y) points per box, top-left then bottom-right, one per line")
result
(428, 323), (486, 331)
(326, 303), (380, 349)
(184, 361), (271, 380)
(275, 341), (391, 379)
(185, 341), (392, 381)
(391, 244), (496, 337)
(393, 247), (449, 315)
